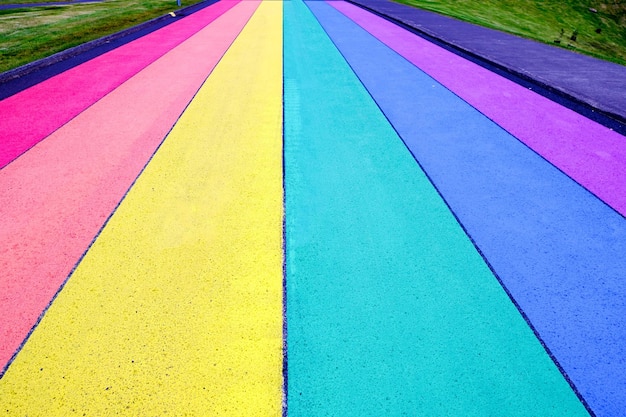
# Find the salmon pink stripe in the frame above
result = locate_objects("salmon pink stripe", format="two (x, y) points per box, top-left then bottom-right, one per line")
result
(0, 0), (240, 170)
(0, 0), (260, 371)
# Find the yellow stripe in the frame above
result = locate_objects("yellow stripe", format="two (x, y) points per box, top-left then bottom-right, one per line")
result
(0, 2), (283, 415)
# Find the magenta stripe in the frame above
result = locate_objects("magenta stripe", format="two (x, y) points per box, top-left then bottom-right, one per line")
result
(330, 1), (626, 216)
(0, 0), (240, 169)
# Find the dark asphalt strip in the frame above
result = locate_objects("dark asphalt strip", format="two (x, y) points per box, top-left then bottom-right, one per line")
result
(0, 0), (219, 100)
(343, 0), (626, 135)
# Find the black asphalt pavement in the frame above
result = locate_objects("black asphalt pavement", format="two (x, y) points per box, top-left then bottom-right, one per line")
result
(346, 0), (626, 126)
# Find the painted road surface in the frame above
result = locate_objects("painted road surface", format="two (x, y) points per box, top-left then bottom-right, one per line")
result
(329, 1), (626, 218)
(284, 1), (587, 416)
(0, 0), (259, 372)
(1, 1), (282, 415)
(0, 0), (239, 169)
(312, 3), (625, 415)
(1, 0), (624, 415)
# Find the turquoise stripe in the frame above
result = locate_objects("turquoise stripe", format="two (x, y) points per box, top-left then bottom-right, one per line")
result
(283, 0), (587, 415)
(310, 3), (625, 415)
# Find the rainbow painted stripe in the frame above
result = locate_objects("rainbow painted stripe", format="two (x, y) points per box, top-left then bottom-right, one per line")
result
(1, 1), (624, 416)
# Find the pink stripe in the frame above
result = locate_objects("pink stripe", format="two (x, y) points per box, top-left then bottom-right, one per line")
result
(0, 0), (260, 369)
(331, 1), (626, 216)
(0, 0), (240, 169)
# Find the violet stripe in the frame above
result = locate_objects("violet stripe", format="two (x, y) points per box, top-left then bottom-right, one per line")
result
(330, 0), (626, 217)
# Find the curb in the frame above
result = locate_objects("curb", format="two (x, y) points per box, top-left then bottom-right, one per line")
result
(0, 0), (215, 85)
(345, 0), (626, 132)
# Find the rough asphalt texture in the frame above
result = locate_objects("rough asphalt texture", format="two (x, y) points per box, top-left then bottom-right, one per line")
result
(346, 0), (626, 125)
(1, 0), (625, 415)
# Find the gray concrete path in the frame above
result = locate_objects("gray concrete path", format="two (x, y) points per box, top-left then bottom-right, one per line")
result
(346, 0), (626, 125)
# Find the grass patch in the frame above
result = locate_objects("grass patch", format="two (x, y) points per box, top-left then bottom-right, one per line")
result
(394, 0), (626, 65)
(0, 0), (204, 73)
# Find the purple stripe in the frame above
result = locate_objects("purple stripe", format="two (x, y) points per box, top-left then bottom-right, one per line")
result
(330, 0), (626, 217)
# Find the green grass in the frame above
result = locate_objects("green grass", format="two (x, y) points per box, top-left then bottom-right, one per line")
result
(0, 0), (203, 74)
(394, 0), (626, 65)
(0, 0), (85, 4)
